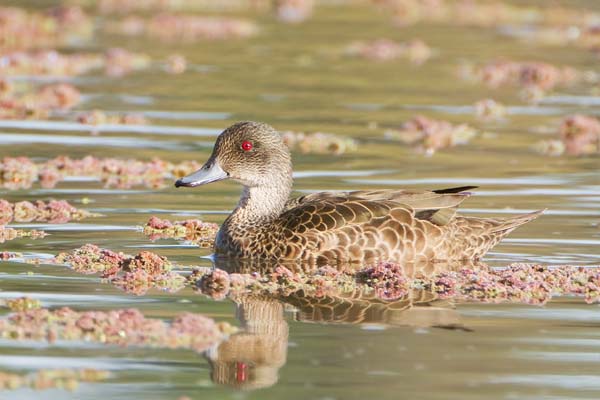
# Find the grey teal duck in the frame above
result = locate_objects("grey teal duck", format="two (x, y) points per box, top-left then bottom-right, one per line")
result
(175, 121), (543, 267)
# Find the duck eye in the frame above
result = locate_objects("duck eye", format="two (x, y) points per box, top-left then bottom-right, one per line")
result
(241, 141), (253, 152)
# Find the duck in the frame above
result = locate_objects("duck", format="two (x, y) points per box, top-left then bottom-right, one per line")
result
(175, 121), (543, 268)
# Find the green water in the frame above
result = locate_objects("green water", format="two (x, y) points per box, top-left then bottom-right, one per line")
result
(1, 1), (600, 399)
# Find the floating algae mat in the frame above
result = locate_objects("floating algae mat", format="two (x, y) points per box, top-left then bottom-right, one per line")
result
(0, 0), (599, 399)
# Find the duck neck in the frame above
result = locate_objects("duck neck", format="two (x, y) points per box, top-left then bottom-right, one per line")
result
(230, 173), (292, 224)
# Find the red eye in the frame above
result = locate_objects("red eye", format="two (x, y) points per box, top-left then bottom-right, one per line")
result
(241, 141), (253, 151)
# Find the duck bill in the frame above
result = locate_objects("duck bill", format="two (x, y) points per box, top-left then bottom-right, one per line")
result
(174, 161), (228, 188)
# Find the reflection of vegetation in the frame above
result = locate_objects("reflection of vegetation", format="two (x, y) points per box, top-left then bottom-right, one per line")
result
(0, 368), (109, 391)
(0, 225), (46, 243)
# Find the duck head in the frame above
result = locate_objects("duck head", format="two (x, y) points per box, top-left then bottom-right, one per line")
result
(175, 121), (292, 189)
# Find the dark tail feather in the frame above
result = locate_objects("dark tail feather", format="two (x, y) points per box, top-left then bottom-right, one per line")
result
(433, 186), (478, 194)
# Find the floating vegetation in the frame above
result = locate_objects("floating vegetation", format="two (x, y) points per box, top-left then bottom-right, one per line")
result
(0, 83), (81, 120)
(0, 226), (47, 243)
(384, 115), (477, 155)
(534, 114), (600, 156)
(106, 14), (258, 42)
(103, 47), (152, 77)
(0, 368), (109, 391)
(0, 6), (92, 51)
(77, 110), (149, 126)
(0, 50), (103, 77)
(459, 60), (587, 102)
(373, 0), (600, 30)
(143, 216), (219, 247)
(0, 199), (100, 224)
(165, 54), (187, 74)
(345, 38), (432, 64)
(193, 265), (355, 301)
(275, 0), (314, 23)
(499, 25), (600, 52)
(192, 263), (600, 305)
(71, 0), (270, 14)
(474, 98), (506, 121)
(54, 244), (186, 295)
(0, 252), (18, 260)
(0, 305), (235, 352)
(281, 131), (357, 155)
(0, 156), (201, 190)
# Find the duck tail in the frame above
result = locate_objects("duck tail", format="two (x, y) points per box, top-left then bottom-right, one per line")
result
(488, 209), (546, 234)
(456, 209), (545, 259)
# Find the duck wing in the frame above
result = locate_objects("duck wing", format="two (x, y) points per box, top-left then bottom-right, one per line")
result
(285, 186), (475, 226)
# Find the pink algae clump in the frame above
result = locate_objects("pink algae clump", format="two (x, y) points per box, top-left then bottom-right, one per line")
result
(474, 98), (506, 121)
(35, 83), (81, 110)
(0, 199), (99, 224)
(77, 110), (148, 126)
(346, 38), (432, 65)
(144, 216), (219, 247)
(534, 115), (600, 156)
(54, 244), (126, 277)
(281, 131), (357, 155)
(165, 54), (187, 74)
(108, 14), (258, 42)
(55, 245), (185, 295)
(0, 6), (92, 52)
(276, 0), (314, 23)
(559, 115), (600, 156)
(104, 47), (151, 77)
(198, 269), (231, 300)
(357, 262), (410, 300)
(384, 115), (477, 155)
(460, 60), (580, 101)
(0, 50), (103, 77)
(0, 306), (233, 353)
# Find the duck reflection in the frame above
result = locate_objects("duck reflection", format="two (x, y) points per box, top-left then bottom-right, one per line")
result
(203, 258), (472, 390)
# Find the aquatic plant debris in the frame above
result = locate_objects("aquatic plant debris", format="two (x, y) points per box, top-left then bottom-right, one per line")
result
(0, 305), (235, 353)
(0, 6), (92, 51)
(192, 263), (600, 305)
(459, 60), (590, 102)
(0, 156), (202, 190)
(53, 244), (186, 295)
(281, 131), (357, 155)
(0, 83), (81, 120)
(384, 115), (477, 155)
(0, 199), (100, 224)
(16, 242), (600, 304)
(534, 114), (600, 157)
(346, 38), (432, 64)
(373, 0), (600, 29)
(0, 48), (150, 77)
(474, 99), (506, 121)
(0, 149), (367, 191)
(0, 368), (109, 391)
(106, 14), (258, 41)
(143, 216), (219, 247)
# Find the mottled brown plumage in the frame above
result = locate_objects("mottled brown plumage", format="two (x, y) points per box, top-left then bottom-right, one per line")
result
(175, 121), (543, 268)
